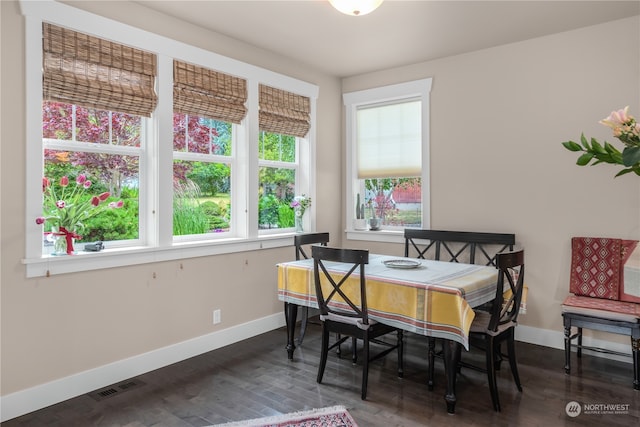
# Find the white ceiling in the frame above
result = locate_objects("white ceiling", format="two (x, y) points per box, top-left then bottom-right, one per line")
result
(135, 0), (640, 77)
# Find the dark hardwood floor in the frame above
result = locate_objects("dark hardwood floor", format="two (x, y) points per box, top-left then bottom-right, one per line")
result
(3, 320), (639, 426)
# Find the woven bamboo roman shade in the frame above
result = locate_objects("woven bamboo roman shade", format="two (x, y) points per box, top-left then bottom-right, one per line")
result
(42, 23), (158, 117)
(259, 84), (310, 138)
(174, 61), (247, 124)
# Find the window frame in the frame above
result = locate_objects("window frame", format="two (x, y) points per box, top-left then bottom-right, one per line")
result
(21, 0), (318, 278)
(343, 79), (432, 243)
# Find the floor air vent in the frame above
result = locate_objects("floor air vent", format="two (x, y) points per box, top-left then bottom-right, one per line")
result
(88, 379), (146, 401)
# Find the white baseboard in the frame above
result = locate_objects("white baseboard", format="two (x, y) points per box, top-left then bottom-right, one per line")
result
(516, 324), (634, 364)
(1, 319), (634, 422)
(0, 313), (286, 423)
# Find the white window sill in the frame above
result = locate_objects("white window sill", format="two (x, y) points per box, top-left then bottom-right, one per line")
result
(22, 234), (296, 278)
(346, 229), (405, 244)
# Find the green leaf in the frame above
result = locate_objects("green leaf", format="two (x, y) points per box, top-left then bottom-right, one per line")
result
(580, 133), (589, 149)
(590, 139), (607, 154)
(604, 141), (622, 155)
(614, 168), (634, 177)
(576, 153), (594, 166)
(562, 141), (582, 152)
(621, 146), (640, 167)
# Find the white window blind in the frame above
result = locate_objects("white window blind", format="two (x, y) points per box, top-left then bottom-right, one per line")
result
(356, 99), (421, 179)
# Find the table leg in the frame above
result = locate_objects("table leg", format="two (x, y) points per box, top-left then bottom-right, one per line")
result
(284, 302), (298, 360)
(442, 339), (461, 414)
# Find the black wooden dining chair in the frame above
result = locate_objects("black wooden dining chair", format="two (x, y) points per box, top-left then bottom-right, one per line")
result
(403, 229), (516, 390)
(312, 245), (404, 400)
(404, 229), (515, 266)
(464, 249), (526, 411)
(290, 232), (330, 345)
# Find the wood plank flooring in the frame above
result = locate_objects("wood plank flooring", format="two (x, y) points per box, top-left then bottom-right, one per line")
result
(3, 320), (639, 426)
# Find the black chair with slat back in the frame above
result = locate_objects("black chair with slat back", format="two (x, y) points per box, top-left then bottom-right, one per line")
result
(403, 229), (516, 390)
(404, 229), (515, 266)
(465, 249), (525, 411)
(290, 232), (330, 345)
(312, 245), (404, 400)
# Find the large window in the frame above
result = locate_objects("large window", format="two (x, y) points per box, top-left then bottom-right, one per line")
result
(23, 1), (317, 277)
(257, 84), (311, 233)
(343, 79), (432, 239)
(42, 102), (143, 252)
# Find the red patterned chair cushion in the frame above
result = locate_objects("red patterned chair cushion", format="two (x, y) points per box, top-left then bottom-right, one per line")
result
(562, 294), (640, 322)
(570, 237), (622, 300)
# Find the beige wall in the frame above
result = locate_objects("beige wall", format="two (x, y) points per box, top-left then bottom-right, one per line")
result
(1, 0), (639, 414)
(343, 16), (640, 337)
(0, 0), (342, 398)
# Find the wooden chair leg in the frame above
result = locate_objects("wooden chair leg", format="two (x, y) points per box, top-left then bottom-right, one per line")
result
(564, 324), (572, 374)
(486, 337), (501, 412)
(297, 306), (309, 345)
(352, 337), (358, 363)
(362, 333), (370, 400)
(397, 330), (404, 378)
(577, 327), (583, 358)
(506, 331), (522, 391)
(317, 325), (330, 384)
(632, 335), (640, 390)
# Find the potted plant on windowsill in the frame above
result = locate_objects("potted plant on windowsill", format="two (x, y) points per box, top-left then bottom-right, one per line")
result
(368, 199), (380, 230)
(35, 174), (123, 255)
(353, 193), (367, 230)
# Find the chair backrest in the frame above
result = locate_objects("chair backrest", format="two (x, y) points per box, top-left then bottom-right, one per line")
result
(312, 246), (370, 326)
(294, 232), (330, 260)
(487, 249), (525, 332)
(569, 237), (639, 301)
(404, 229), (515, 266)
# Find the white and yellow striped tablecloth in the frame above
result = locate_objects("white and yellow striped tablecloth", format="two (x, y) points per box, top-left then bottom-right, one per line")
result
(277, 254), (499, 349)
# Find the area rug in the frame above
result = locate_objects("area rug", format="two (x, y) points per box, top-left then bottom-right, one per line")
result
(211, 405), (358, 427)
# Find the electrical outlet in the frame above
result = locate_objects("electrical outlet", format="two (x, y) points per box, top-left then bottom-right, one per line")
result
(213, 309), (221, 324)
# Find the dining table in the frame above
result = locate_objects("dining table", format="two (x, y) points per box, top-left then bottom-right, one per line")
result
(276, 253), (500, 414)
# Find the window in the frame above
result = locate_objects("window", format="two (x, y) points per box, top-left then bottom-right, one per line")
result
(258, 85), (311, 233)
(343, 79), (432, 240)
(42, 102), (143, 252)
(22, 1), (317, 277)
(172, 60), (246, 238)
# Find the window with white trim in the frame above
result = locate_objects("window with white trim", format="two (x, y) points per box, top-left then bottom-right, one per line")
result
(22, 0), (317, 277)
(344, 79), (432, 238)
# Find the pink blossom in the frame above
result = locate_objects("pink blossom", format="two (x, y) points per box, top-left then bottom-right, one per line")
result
(83, 180), (92, 189)
(98, 192), (110, 201)
(600, 106), (633, 129)
(56, 200), (66, 209)
(109, 200), (124, 209)
(42, 177), (50, 192)
(91, 196), (100, 206)
(76, 174), (86, 185)
(59, 176), (69, 187)
(35, 217), (45, 225)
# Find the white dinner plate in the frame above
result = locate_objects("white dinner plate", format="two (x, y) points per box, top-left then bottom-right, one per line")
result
(383, 259), (422, 269)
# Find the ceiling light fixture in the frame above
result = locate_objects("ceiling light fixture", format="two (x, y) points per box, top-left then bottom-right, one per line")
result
(329, 0), (384, 17)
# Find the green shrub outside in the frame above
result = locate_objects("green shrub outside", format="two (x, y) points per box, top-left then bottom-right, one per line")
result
(278, 203), (294, 228)
(82, 198), (139, 242)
